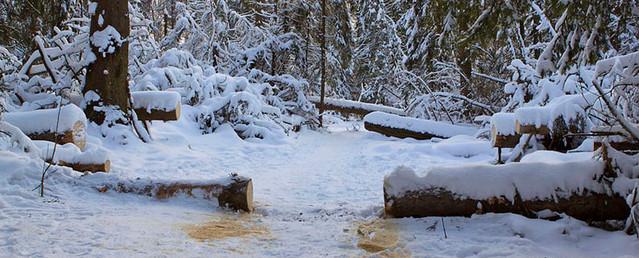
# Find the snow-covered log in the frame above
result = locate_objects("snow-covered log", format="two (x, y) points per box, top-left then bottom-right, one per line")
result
(308, 96), (406, 117)
(364, 111), (477, 140)
(131, 91), (181, 121)
(592, 126), (639, 153)
(34, 141), (111, 173)
(384, 153), (632, 221)
(490, 113), (521, 148)
(98, 174), (253, 212)
(514, 107), (551, 135)
(2, 105), (87, 150)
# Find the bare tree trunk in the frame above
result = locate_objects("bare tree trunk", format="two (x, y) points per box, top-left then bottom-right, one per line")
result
(84, 0), (131, 124)
(319, 0), (327, 127)
(457, 46), (473, 98)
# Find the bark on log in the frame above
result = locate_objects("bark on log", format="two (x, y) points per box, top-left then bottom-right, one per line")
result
(315, 102), (370, 117)
(515, 120), (550, 135)
(364, 122), (438, 140)
(99, 176), (254, 212)
(594, 141), (639, 152)
(491, 125), (521, 148)
(131, 91), (181, 121)
(134, 105), (181, 121)
(384, 187), (629, 222)
(56, 160), (110, 173)
(27, 121), (86, 150)
(3, 106), (87, 150)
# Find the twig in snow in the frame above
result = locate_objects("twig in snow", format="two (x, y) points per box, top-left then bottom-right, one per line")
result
(441, 217), (448, 239)
(38, 97), (62, 197)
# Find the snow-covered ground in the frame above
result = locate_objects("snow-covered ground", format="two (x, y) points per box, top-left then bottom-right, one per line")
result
(1, 115), (639, 257)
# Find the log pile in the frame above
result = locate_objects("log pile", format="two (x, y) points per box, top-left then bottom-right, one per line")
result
(98, 174), (254, 212)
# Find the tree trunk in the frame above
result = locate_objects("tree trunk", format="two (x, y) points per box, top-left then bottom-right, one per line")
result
(84, 0), (131, 124)
(457, 46), (473, 98)
(319, 0), (327, 127)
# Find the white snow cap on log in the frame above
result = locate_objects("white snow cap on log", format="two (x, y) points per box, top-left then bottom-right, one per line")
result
(131, 91), (181, 112)
(34, 141), (110, 165)
(2, 104), (87, 135)
(364, 111), (477, 138)
(385, 152), (612, 202)
(490, 113), (517, 136)
(308, 96), (406, 116)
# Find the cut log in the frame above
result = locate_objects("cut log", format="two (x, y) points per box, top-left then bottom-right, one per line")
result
(364, 122), (435, 140)
(98, 174), (254, 212)
(308, 96), (406, 117)
(591, 125), (639, 153)
(364, 111), (477, 140)
(515, 120), (550, 135)
(384, 188), (629, 222)
(2, 105), (87, 150)
(34, 141), (111, 173)
(58, 160), (111, 173)
(490, 113), (520, 148)
(131, 91), (181, 121)
(594, 141), (639, 152)
(491, 127), (521, 148)
(384, 161), (632, 222)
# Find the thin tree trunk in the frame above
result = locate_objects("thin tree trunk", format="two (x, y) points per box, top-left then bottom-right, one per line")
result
(84, 0), (131, 124)
(319, 0), (327, 127)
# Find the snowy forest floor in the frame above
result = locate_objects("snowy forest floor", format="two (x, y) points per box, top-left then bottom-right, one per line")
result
(2, 116), (639, 257)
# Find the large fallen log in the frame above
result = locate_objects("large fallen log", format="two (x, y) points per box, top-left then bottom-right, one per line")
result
(308, 96), (406, 117)
(385, 188), (628, 221)
(97, 174), (253, 212)
(2, 105), (87, 150)
(384, 156), (631, 222)
(131, 91), (181, 121)
(364, 111), (477, 140)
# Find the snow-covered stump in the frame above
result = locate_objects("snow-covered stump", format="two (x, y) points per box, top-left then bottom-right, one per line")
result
(308, 96), (406, 117)
(383, 157), (631, 222)
(364, 111), (477, 140)
(99, 174), (254, 212)
(2, 105), (87, 150)
(131, 91), (181, 121)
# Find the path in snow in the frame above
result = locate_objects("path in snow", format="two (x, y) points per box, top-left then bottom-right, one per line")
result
(2, 121), (639, 257)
